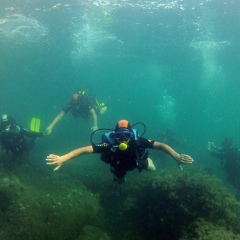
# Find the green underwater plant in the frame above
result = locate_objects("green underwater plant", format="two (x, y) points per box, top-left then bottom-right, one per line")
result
(1, 150), (240, 240)
(0, 164), (104, 240)
(77, 225), (111, 240)
(181, 218), (240, 240)
(93, 167), (240, 240)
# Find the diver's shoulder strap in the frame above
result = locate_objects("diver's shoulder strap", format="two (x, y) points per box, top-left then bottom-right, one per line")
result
(133, 129), (139, 141)
(102, 131), (115, 145)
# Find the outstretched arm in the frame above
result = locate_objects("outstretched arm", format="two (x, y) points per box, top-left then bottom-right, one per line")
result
(46, 145), (94, 171)
(45, 111), (65, 135)
(153, 141), (193, 167)
(90, 108), (98, 131)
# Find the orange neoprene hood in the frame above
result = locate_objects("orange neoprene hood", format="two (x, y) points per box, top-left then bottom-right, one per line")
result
(115, 120), (132, 131)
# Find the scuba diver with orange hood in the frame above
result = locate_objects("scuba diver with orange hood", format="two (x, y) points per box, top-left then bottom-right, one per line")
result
(45, 89), (107, 135)
(46, 120), (193, 183)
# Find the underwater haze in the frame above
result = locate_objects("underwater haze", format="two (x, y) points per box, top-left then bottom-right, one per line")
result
(1, 0), (240, 239)
(1, 0), (240, 143)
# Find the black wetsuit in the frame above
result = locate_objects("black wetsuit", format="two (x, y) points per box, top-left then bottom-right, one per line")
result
(208, 146), (240, 190)
(0, 124), (43, 157)
(93, 137), (155, 178)
(63, 94), (99, 119)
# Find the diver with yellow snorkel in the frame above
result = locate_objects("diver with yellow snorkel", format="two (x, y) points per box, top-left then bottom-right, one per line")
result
(46, 120), (193, 183)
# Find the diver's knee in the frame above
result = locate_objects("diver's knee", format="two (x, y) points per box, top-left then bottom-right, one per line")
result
(147, 158), (156, 171)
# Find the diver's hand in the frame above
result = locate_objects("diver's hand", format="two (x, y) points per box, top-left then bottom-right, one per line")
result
(46, 154), (63, 171)
(175, 154), (194, 167)
(45, 127), (52, 136)
(207, 142), (215, 151)
(91, 125), (98, 131)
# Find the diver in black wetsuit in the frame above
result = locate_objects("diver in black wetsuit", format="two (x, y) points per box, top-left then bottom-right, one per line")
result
(0, 114), (44, 158)
(46, 120), (193, 183)
(208, 138), (240, 191)
(45, 90), (107, 135)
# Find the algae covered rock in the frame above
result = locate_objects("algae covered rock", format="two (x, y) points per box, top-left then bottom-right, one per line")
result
(77, 225), (111, 240)
(96, 168), (240, 240)
(0, 168), (104, 240)
(181, 218), (240, 240)
(1, 155), (240, 240)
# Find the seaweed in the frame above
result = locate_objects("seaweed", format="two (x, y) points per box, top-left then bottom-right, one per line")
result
(1, 153), (240, 240)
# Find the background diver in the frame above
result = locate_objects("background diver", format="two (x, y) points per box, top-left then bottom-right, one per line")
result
(45, 89), (107, 135)
(0, 114), (44, 159)
(208, 138), (240, 192)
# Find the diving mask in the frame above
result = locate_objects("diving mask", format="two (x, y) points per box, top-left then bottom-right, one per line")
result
(114, 131), (133, 141)
(114, 131), (133, 151)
